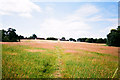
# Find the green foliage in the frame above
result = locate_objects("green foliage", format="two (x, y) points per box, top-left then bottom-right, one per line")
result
(61, 37), (66, 41)
(32, 34), (37, 39)
(93, 38), (97, 43)
(19, 35), (24, 39)
(110, 29), (117, 33)
(85, 38), (93, 43)
(96, 38), (106, 43)
(107, 26), (120, 47)
(77, 38), (87, 42)
(61, 37), (65, 40)
(77, 38), (106, 43)
(46, 37), (58, 40)
(28, 34), (37, 39)
(2, 28), (18, 42)
(69, 38), (76, 42)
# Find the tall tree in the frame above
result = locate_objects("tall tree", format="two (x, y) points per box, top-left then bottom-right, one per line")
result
(69, 38), (76, 42)
(1, 28), (18, 42)
(61, 37), (66, 41)
(7, 28), (18, 42)
(107, 26), (120, 47)
(32, 34), (37, 39)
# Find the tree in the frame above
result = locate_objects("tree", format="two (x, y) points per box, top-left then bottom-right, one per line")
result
(85, 38), (93, 43)
(93, 38), (97, 43)
(61, 37), (66, 41)
(46, 37), (58, 40)
(96, 38), (104, 43)
(1, 29), (7, 42)
(32, 34), (37, 39)
(81, 38), (87, 42)
(19, 35), (24, 39)
(18, 35), (24, 42)
(28, 34), (37, 39)
(1, 28), (18, 42)
(103, 38), (107, 43)
(107, 26), (120, 46)
(62, 37), (65, 40)
(7, 28), (18, 42)
(77, 38), (82, 42)
(77, 38), (87, 42)
(69, 38), (76, 42)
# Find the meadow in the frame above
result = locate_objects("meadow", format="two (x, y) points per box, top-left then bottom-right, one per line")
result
(1, 40), (119, 78)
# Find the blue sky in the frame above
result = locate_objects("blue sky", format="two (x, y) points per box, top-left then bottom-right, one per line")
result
(0, 0), (118, 39)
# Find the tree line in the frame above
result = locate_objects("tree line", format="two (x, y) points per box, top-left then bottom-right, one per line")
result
(0, 26), (120, 47)
(77, 38), (107, 43)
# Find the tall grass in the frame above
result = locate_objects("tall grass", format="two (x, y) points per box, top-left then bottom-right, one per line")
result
(2, 43), (118, 78)
(61, 49), (118, 78)
(2, 44), (57, 78)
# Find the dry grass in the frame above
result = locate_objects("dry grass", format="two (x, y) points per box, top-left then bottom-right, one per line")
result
(25, 49), (45, 52)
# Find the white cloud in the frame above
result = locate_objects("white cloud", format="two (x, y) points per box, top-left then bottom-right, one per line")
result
(40, 18), (90, 31)
(100, 24), (118, 33)
(75, 4), (99, 16)
(45, 6), (54, 13)
(1, 2), (117, 39)
(38, 4), (117, 39)
(0, 23), (3, 30)
(65, 4), (100, 23)
(68, 4), (117, 23)
(43, 6), (54, 18)
(19, 13), (32, 18)
(38, 4), (100, 38)
(0, 0), (41, 17)
(0, 24), (16, 30)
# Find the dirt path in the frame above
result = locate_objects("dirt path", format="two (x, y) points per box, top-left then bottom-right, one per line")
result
(54, 43), (63, 78)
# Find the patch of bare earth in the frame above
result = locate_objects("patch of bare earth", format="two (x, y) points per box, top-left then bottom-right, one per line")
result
(11, 53), (17, 55)
(60, 42), (118, 56)
(5, 52), (17, 55)
(0, 40), (119, 56)
(0, 40), (58, 50)
(64, 50), (78, 53)
(25, 49), (45, 52)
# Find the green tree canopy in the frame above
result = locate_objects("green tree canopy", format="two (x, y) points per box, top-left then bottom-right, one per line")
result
(32, 34), (37, 39)
(107, 26), (120, 47)
(1, 28), (18, 42)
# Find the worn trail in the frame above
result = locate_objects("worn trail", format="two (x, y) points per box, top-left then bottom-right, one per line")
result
(54, 43), (63, 78)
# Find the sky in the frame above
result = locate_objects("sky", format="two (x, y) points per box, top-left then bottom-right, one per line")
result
(0, 0), (118, 39)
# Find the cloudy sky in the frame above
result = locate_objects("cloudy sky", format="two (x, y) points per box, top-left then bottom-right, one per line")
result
(0, 0), (118, 39)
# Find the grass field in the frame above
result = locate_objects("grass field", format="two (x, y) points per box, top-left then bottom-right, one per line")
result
(1, 40), (119, 78)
